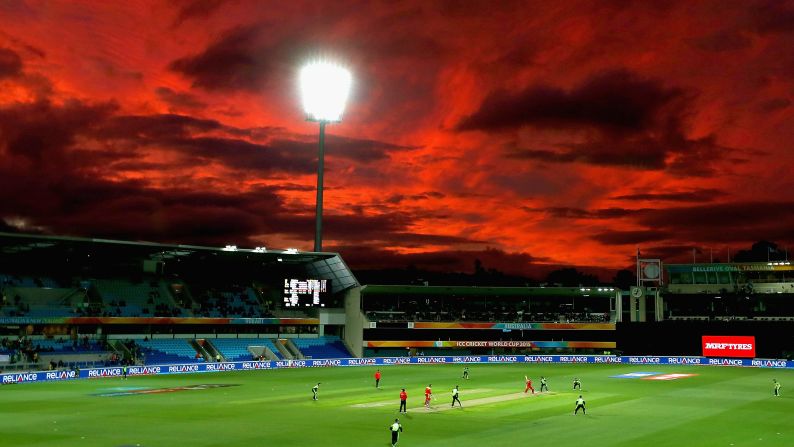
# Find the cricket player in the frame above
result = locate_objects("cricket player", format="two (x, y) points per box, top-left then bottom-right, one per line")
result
(524, 376), (535, 394)
(540, 376), (548, 392)
(573, 377), (581, 390)
(375, 369), (382, 389)
(774, 379), (781, 397)
(574, 395), (586, 414)
(399, 388), (408, 413)
(389, 418), (403, 446)
(462, 366), (469, 380)
(451, 385), (462, 407)
(312, 382), (320, 401)
(424, 384), (433, 408)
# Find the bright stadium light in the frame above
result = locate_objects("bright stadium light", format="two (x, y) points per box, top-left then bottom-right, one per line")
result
(300, 61), (352, 122)
(299, 60), (353, 252)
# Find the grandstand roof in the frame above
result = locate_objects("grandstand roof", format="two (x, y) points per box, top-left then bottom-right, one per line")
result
(0, 232), (327, 264)
(0, 232), (359, 293)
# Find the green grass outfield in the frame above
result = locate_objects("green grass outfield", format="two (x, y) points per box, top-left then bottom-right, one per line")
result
(0, 363), (792, 447)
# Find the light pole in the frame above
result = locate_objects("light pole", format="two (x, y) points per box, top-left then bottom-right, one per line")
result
(299, 61), (352, 252)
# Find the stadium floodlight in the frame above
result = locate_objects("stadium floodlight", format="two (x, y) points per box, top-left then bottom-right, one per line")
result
(300, 61), (352, 123)
(222, 245), (238, 251)
(299, 60), (352, 252)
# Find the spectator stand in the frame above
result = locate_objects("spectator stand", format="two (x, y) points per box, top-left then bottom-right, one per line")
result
(0, 274), (88, 318)
(292, 336), (351, 359)
(94, 279), (185, 317)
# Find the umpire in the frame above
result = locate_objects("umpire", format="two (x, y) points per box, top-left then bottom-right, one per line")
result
(389, 418), (403, 446)
(452, 385), (462, 407)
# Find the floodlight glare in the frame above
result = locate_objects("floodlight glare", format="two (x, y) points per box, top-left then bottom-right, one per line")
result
(300, 61), (352, 122)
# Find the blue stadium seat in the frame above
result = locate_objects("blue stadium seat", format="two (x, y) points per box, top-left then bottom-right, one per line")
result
(293, 336), (351, 359)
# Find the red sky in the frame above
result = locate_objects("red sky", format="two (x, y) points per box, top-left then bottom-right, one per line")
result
(0, 0), (792, 277)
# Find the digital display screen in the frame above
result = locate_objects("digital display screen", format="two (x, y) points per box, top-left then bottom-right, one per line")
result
(283, 278), (330, 307)
(702, 335), (756, 358)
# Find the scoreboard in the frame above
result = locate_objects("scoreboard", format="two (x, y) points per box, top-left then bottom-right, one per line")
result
(283, 278), (330, 307)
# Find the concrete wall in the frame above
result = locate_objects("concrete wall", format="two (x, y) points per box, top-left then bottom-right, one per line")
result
(343, 286), (363, 358)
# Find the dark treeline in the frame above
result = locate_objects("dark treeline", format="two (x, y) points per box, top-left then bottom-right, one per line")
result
(354, 241), (789, 288)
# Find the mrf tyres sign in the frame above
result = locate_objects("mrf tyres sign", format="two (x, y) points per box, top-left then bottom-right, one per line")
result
(702, 336), (755, 358)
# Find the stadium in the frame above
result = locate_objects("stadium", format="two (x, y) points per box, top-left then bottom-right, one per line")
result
(2, 2), (794, 446)
(1, 232), (792, 447)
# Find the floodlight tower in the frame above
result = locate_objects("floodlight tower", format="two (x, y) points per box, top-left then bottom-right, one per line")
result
(299, 61), (352, 252)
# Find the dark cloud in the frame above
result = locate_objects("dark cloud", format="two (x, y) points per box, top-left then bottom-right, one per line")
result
(161, 134), (410, 174)
(525, 207), (638, 220)
(155, 86), (207, 110)
(759, 98), (791, 112)
(0, 99), (118, 166)
(690, 29), (753, 52)
(323, 135), (415, 162)
(385, 191), (445, 205)
(592, 202), (794, 247)
(490, 69), (732, 175)
(0, 157), (289, 246)
(169, 25), (269, 91)
(610, 189), (725, 202)
(165, 136), (315, 173)
(96, 113), (226, 140)
(456, 69), (685, 133)
(508, 137), (670, 170)
(0, 47), (22, 78)
(636, 202), (794, 232)
(750, 1), (794, 35)
(86, 112), (410, 174)
(0, 95), (432, 250)
(386, 232), (483, 248)
(172, 0), (229, 25)
(592, 230), (673, 245)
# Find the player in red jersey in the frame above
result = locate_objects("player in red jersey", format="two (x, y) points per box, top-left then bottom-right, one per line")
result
(424, 384), (432, 408)
(524, 376), (535, 394)
(399, 388), (408, 413)
(375, 369), (382, 388)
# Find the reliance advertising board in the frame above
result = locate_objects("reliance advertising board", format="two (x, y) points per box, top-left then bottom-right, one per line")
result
(3, 355), (793, 385)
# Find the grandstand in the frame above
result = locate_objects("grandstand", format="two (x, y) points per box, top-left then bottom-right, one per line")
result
(0, 275), (88, 318)
(292, 335), (350, 358)
(207, 337), (283, 361)
(665, 262), (794, 320)
(94, 279), (181, 317)
(0, 232), (357, 371)
(2, 232), (794, 375)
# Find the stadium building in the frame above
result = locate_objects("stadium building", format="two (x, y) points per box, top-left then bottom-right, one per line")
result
(1, 232), (793, 373)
